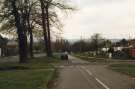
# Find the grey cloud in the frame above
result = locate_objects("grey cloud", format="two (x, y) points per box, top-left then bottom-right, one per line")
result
(63, 0), (135, 39)
(72, 0), (127, 7)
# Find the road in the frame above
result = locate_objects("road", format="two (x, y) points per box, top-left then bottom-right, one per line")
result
(53, 56), (135, 89)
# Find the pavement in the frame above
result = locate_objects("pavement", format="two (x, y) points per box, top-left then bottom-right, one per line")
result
(53, 55), (135, 89)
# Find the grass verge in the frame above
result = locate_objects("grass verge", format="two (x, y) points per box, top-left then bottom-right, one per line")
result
(0, 55), (60, 89)
(109, 63), (135, 77)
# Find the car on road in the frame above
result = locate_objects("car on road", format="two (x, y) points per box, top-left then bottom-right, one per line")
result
(61, 52), (68, 60)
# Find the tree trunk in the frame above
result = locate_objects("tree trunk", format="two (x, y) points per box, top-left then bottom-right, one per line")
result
(40, 0), (49, 56)
(11, 0), (28, 63)
(45, 5), (52, 57)
(23, 0), (34, 59)
(27, 18), (34, 58)
(29, 28), (34, 58)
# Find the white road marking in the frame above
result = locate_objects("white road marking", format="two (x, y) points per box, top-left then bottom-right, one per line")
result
(86, 69), (93, 76)
(81, 66), (93, 76)
(81, 66), (86, 69)
(95, 78), (110, 89)
(81, 66), (110, 89)
(77, 66), (94, 87)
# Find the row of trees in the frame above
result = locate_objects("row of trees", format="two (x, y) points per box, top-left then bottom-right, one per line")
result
(71, 34), (112, 53)
(52, 38), (71, 52)
(52, 34), (112, 53)
(0, 0), (74, 63)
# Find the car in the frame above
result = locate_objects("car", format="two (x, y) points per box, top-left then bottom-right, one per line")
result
(61, 52), (68, 60)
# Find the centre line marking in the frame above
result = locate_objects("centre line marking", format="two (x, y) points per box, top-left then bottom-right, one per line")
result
(95, 78), (110, 89)
(86, 69), (93, 76)
(81, 66), (93, 76)
(82, 66), (110, 89)
(81, 66), (86, 69)
(80, 66), (110, 89)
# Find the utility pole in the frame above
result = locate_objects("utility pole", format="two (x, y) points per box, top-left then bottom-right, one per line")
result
(80, 35), (83, 52)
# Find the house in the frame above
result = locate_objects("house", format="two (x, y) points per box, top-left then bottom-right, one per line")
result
(0, 35), (18, 56)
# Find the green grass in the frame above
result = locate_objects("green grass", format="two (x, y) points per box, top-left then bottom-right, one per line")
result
(74, 53), (109, 63)
(0, 55), (60, 89)
(109, 63), (135, 77)
(0, 69), (54, 89)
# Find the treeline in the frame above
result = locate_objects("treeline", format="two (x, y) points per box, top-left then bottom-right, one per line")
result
(53, 34), (133, 54)
(53, 34), (112, 53)
(0, 0), (74, 63)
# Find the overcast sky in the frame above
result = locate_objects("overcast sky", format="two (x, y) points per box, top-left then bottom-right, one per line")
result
(62, 0), (135, 39)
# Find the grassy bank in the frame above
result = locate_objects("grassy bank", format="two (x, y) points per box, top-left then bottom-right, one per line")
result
(0, 55), (60, 89)
(109, 63), (135, 77)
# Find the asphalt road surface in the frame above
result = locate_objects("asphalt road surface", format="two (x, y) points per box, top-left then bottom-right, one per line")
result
(54, 56), (135, 89)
